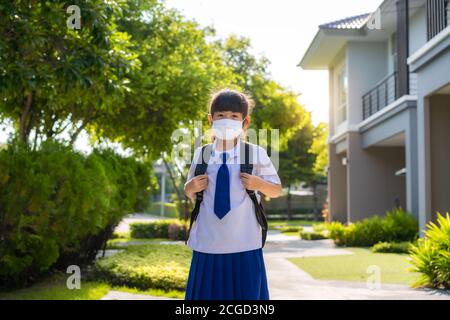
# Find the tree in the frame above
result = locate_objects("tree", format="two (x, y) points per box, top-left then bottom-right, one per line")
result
(0, 0), (138, 145)
(278, 119), (316, 220)
(305, 122), (328, 220)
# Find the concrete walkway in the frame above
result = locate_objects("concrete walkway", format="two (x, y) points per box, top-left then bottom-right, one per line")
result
(263, 231), (450, 300)
(114, 213), (169, 234)
(100, 228), (450, 300)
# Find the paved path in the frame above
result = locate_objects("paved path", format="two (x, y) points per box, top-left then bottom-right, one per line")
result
(100, 228), (450, 300)
(263, 231), (450, 300)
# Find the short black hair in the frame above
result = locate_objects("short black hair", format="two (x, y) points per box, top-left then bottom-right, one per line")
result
(208, 88), (253, 118)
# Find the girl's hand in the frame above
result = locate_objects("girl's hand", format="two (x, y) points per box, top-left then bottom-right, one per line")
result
(240, 173), (263, 191)
(185, 174), (208, 196)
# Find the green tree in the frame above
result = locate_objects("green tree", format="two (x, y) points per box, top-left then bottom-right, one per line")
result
(305, 122), (328, 220)
(0, 0), (138, 144)
(278, 119), (316, 219)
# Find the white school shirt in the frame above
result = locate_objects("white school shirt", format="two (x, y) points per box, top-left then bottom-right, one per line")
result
(185, 139), (281, 254)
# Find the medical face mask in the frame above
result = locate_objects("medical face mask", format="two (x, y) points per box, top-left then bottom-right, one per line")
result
(212, 118), (244, 140)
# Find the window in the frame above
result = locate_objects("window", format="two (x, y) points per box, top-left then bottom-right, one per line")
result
(336, 63), (347, 125)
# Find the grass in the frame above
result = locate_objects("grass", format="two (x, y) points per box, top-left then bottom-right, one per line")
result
(0, 263), (186, 300)
(288, 247), (421, 285)
(0, 272), (109, 300)
(106, 237), (174, 249)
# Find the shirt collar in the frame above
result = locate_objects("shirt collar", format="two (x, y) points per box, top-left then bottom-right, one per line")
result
(210, 138), (241, 164)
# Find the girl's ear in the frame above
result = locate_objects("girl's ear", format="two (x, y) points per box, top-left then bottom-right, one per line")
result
(207, 113), (213, 126)
(243, 115), (251, 129)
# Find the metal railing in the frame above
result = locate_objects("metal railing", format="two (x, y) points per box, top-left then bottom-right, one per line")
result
(427, 0), (449, 40)
(362, 72), (417, 120)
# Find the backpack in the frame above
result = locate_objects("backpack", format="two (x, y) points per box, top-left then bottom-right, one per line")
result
(184, 140), (269, 248)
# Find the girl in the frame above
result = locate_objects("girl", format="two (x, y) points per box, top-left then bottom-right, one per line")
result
(184, 88), (282, 300)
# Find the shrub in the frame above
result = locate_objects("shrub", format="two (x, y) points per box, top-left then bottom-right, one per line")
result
(371, 241), (412, 253)
(168, 222), (188, 241)
(299, 231), (328, 240)
(312, 223), (327, 233)
(383, 208), (419, 242)
(94, 244), (191, 291)
(327, 208), (418, 247)
(327, 221), (347, 246)
(409, 212), (450, 289)
(130, 219), (186, 239)
(280, 226), (303, 233)
(0, 140), (154, 288)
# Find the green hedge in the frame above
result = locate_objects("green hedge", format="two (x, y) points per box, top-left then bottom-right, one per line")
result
(371, 241), (412, 254)
(94, 244), (191, 291)
(327, 208), (418, 247)
(299, 231), (328, 240)
(130, 219), (188, 240)
(0, 140), (155, 288)
(409, 212), (450, 289)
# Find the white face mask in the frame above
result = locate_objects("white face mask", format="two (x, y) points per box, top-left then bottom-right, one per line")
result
(212, 118), (244, 140)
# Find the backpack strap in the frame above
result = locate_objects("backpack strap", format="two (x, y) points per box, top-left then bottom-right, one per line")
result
(240, 141), (269, 248)
(185, 144), (212, 245)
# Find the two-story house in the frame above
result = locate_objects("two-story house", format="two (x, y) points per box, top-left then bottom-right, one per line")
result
(299, 0), (450, 233)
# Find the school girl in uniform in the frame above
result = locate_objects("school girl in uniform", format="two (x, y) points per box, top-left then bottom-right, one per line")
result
(183, 88), (283, 300)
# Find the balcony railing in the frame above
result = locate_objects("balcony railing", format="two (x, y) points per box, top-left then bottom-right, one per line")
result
(427, 0), (450, 40)
(362, 72), (417, 120)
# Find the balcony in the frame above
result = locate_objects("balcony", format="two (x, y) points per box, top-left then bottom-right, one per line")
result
(362, 72), (417, 120)
(427, 0), (450, 41)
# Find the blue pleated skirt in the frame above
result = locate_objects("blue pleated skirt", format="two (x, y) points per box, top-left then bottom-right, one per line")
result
(185, 248), (270, 300)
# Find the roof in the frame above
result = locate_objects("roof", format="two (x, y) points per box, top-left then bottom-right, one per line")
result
(319, 13), (371, 30)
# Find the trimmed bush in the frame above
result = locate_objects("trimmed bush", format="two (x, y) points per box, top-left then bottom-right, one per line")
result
(327, 208), (418, 247)
(130, 219), (188, 239)
(409, 212), (450, 289)
(371, 241), (412, 254)
(299, 231), (328, 240)
(0, 140), (154, 288)
(94, 244), (191, 291)
(280, 226), (303, 233)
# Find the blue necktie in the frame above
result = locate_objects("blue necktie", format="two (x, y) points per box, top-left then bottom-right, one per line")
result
(214, 152), (231, 219)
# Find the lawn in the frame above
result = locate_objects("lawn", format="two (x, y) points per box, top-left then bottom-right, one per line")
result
(106, 237), (175, 249)
(0, 243), (190, 300)
(0, 272), (184, 300)
(288, 248), (421, 285)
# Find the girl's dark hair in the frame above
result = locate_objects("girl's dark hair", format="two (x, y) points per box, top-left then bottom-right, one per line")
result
(208, 88), (254, 118)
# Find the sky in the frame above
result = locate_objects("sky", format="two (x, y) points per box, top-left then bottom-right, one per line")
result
(164, 0), (383, 125)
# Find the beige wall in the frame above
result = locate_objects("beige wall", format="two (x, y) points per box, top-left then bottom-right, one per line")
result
(347, 132), (406, 221)
(328, 143), (348, 222)
(429, 94), (450, 221)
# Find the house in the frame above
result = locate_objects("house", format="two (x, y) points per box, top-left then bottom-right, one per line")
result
(299, 0), (450, 233)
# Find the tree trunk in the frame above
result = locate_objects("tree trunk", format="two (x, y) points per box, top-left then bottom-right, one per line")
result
(312, 183), (320, 221)
(286, 184), (292, 221)
(19, 92), (33, 143)
(162, 156), (184, 220)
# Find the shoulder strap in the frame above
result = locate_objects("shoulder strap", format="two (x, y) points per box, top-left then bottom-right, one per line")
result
(239, 141), (269, 248)
(240, 140), (253, 175)
(185, 143), (212, 245)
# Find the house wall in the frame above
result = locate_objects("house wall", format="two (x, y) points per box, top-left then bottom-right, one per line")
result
(328, 143), (348, 222)
(347, 41), (388, 125)
(410, 33), (450, 233)
(347, 132), (406, 221)
(429, 94), (450, 221)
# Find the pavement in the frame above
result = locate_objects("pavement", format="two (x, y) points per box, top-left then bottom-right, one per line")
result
(99, 218), (450, 300)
